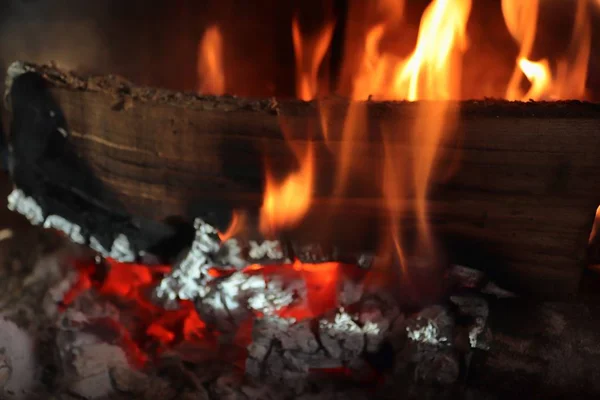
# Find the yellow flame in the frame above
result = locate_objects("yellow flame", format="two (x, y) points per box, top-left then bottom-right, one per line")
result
(292, 17), (335, 101)
(518, 58), (550, 100)
(197, 26), (225, 95)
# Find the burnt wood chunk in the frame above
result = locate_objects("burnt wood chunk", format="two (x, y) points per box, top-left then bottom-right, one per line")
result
(5, 62), (600, 296)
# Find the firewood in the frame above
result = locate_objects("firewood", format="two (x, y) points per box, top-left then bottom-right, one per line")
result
(5, 62), (600, 297)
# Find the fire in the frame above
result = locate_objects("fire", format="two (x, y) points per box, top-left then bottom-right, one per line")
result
(517, 58), (551, 100)
(292, 17), (335, 100)
(197, 25), (225, 95)
(259, 141), (315, 235)
(502, 0), (590, 100)
(218, 210), (247, 242)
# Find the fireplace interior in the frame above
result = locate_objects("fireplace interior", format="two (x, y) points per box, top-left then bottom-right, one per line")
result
(1, 0), (600, 399)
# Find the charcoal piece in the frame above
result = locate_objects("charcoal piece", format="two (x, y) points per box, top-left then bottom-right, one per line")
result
(251, 317), (320, 354)
(406, 305), (454, 346)
(292, 242), (335, 264)
(450, 295), (490, 350)
(61, 337), (129, 399)
(480, 281), (517, 298)
(413, 349), (460, 385)
(291, 241), (376, 269)
(109, 366), (149, 395)
(448, 264), (486, 290)
(246, 316), (322, 391)
(357, 295), (397, 353)
(0, 319), (36, 399)
(318, 310), (365, 361)
(338, 279), (363, 307)
(363, 320), (388, 353)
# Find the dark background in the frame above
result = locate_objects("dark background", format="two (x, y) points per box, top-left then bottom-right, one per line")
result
(0, 0), (598, 98)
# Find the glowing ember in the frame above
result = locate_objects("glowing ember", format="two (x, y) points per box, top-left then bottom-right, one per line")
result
(62, 254), (347, 365)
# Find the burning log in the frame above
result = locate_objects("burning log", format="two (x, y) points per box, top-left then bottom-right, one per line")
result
(5, 62), (600, 297)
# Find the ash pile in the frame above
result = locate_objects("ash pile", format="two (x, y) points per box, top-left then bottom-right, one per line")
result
(0, 213), (512, 399)
(150, 219), (509, 397)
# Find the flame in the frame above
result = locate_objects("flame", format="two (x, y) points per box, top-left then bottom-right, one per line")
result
(502, 0), (590, 100)
(259, 142), (315, 235)
(517, 58), (551, 100)
(197, 25), (225, 95)
(218, 210), (247, 241)
(292, 17), (335, 100)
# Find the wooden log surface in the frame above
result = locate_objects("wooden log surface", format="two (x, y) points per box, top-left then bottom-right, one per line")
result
(5, 62), (600, 297)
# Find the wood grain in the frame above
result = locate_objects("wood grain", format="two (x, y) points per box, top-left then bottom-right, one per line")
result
(10, 63), (600, 297)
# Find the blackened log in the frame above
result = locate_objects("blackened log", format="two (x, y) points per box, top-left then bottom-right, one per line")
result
(5, 62), (600, 296)
(466, 299), (600, 398)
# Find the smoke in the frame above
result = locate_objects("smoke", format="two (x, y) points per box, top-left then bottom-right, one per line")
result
(0, 0), (110, 75)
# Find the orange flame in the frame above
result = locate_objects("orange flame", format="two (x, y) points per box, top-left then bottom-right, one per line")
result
(197, 25), (225, 95)
(259, 142), (315, 235)
(502, 0), (590, 100)
(292, 17), (335, 100)
(218, 210), (247, 241)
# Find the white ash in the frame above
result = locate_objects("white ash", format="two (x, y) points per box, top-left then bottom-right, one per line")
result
(90, 233), (136, 263)
(155, 218), (222, 304)
(318, 309), (365, 361)
(406, 306), (453, 347)
(7, 188), (137, 262)
(406, 320), (442, 345)
(215, 238), (246, 269)
(247, 277), (301, 315)
(197, 272), (302, 330)
(357, 293), (400, 353)
(0, 318), (36, 399)
(43, 215), (86, 245)
(248, 240), (288, 262)
(450, 295), (490, 350)
(356, 253), (376, 269)
(7, 188), (44, 226)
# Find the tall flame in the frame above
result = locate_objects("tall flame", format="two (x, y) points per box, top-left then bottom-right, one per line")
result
(292, 17), (335, 101)
(394, 0), (471, 254)
(502, 0), (590, 100)
(197, 25), (225, 95)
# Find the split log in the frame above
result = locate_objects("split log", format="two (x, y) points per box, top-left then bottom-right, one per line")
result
(5, 62), (600, 297)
